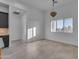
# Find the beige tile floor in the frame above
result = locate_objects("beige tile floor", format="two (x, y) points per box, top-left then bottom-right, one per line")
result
(3, 40), (78, 59)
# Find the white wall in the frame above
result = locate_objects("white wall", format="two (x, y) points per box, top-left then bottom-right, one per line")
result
(9, 6), (23, 40)
(24, 6), (44, 42)
(0, 5), (8, 13)
(8, 1), (44, 42)
(0, 0), (27, 10)
(22, 12), (27, 41)
(45, 0), (78, 46)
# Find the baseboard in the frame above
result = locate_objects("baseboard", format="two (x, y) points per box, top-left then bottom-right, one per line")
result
(25, 38), (45, 43)
(11, 38), (45, 43)
(45, 39), (78, 47)
(10, 38), (77, 47)
(11, 39), (22, 42)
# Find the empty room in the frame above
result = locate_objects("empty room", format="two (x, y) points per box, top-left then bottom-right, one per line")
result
(0, 0), (78, 59)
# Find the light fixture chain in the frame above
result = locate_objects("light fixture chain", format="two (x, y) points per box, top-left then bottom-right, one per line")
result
(52, 0), (54, 7)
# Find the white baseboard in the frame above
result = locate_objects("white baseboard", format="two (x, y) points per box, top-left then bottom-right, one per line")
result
(44, 38), (78, 47)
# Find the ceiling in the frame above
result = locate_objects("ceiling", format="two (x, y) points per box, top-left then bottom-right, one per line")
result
(16, 0), (75, 10)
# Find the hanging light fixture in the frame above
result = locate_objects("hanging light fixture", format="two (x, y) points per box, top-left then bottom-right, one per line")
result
(50, 0), (57, 17)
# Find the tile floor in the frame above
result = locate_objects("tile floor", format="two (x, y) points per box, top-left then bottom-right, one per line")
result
(2, 40), (78, 59)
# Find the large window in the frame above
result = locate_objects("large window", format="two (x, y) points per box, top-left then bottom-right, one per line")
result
(51, 18), (73, 33)
(64, 18), (73, 33)
(27, 28), (33, 39)
(27, 27), (37, 39)
(57, 19), (63, 32)
(51, 20), (56, 32)
(33, 27), (36, 37)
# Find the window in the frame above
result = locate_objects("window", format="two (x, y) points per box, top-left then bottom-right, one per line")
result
(51, 18), (73, 33)
(27, 28), (33, 39)
(57, 19), (63, 32)
(33, 27), (36, 37)
(51, 20), (56, 32)
(64, 18), (73, 33)
(27, 27), (37, 39)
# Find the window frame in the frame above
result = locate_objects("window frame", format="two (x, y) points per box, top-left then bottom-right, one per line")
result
(33, 27), (37, 37)
(51, 17), (73, 33)
(27, 27), (37, 39)
(56, 19), (64, 32)
(51, 20), (56, 32)
(64, 17), (73, 33)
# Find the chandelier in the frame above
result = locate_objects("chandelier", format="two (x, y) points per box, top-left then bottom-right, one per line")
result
(50, 0), (57, 17)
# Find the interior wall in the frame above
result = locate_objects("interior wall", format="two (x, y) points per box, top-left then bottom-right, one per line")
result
(0, 0), (26, 10)
(8, 1), (44, 42)
(9, 6), (23, 40)
(25, 6), (44, 41)
(22, 12), (27, 41)
(0, 5), (8, 13)
(45, 0), (78, 46)
(0, 1), (9, 13)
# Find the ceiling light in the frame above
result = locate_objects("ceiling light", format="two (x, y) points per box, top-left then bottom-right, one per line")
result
(50, 0), (57, 17)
